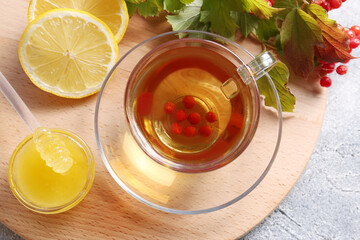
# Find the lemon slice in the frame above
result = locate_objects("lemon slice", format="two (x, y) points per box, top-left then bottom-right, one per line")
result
(28, 0), (129, 43)
(33, 127), (73, 174)
(19, 9), (118, 98)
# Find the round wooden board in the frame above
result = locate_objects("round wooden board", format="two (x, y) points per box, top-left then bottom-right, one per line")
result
(0, 1), (327, 239)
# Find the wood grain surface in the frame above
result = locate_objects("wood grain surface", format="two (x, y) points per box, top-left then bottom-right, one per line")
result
(0, 0), (327, 239)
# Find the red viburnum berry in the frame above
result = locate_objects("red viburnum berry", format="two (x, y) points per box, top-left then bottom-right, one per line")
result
(183, 95), (196, 109)
(183, 126), (196, 137)
(320, 76), (332, 88)
(199, 125), (212, 137)
(345, 29), (356, 39)
(322, 63), (336, 74)
(187, 112), (201, 125)
(163, 102), (175, 114)
(349, 38), (360, 49)
(350, 25), (360, 36)
(336, 65), (348, 75)
(206, 111), (218, 123)
(320, 1), (331, 11)
(328, 0), (342, 9)
(175, 109), (187, 122)
(170, 122), (182, 135)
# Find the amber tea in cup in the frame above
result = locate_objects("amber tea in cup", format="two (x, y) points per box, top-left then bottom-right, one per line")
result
(125, 37), (276, 173)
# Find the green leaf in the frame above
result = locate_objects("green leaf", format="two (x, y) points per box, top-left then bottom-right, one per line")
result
(304, 4), (354, 63)
(257, 61), (295, 112)
(256, 17), (279, 41)
(167, 0), (210, 36)
(273, 0), (302, 19)
(202, 0), (237, 38)
(137, 0), (163, 17)
(164, 0), (184, 13)
(280, 8), (323, 78)
(232, 12), (258, 37)
(126, 2), (138, 16)
(236, 0), (284, 19)
(199, 10), (210, 23)
(167, 3), (202, 30)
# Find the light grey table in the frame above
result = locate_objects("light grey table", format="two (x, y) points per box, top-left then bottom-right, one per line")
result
(1, 2), (359, 239)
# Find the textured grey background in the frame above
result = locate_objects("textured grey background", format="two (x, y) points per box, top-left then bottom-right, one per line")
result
(1, 1), (360, 239)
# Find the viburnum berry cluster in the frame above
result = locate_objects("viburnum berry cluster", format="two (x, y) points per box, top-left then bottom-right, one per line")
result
(318, 24), (359, 87)
(314, 0), (347, 12)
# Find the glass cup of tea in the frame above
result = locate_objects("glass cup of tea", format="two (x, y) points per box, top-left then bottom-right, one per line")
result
(124, 33), (277, 173)
(95, 30), (282, 214)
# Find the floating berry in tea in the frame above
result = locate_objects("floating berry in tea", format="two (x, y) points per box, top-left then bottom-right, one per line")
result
(183, 95), (196, 109)
(137, 92), (153, 116)
(199, 125), (212, 137)
(164, 102), (175, 114)
(170, 122), (182, 135)
(175, 109), (187, 122)
(183, 126), (196, 137)
(229, 113), (244, 129)
(206, 111), (217, 123)
(187, 112), (201, 125)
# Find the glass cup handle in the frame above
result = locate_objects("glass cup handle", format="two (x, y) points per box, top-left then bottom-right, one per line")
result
(238, 51), (278, 84)
(220, 51), (278, 100)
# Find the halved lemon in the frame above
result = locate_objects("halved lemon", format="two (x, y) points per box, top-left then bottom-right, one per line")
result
(19, 9), (118, 98)
(28, 0), (129, 43)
